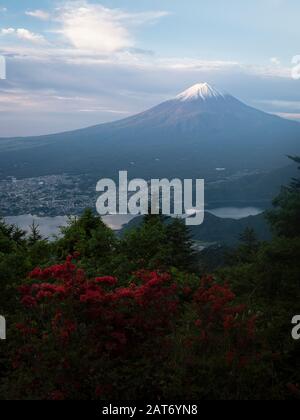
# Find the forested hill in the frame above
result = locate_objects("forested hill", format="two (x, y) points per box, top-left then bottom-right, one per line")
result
(120, 211), (271, 246)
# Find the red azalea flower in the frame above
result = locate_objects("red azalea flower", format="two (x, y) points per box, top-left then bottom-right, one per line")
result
(21, 295), (37, 308)
(95, 276), (118, 286)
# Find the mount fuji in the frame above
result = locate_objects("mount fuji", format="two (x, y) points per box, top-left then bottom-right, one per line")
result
(0, 83), (300, 180)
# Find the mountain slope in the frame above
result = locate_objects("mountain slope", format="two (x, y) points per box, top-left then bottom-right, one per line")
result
(0, 83), (300, 180)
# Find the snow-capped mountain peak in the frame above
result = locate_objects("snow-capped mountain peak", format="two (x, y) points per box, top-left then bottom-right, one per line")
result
(176, 83), (225, 102)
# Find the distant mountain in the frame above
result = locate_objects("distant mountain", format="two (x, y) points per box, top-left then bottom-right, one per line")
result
(120, 211), (271, 246)
(0, 83), (299, 181)
(191, 212), (271, 245)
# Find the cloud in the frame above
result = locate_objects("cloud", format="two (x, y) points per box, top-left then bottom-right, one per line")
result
(257, 99), (300, 111)
(6, 2), (169, 56)
(54, 1), (168, 54)
(78, 107), (129, 114)
(0, 7), (7, 13)
(155, 57), (239, 71)
(245, 63), (290, 78)
(270, 57), (281, 66)
(2, 50), (300, 137)
(16, 29), (46, 44)
(1, 28), (15, 35)
(25, 10), (50, 21)
(1, 28), (46, 44)
(1, 0), (300, 137)
(2, 1), (288, 82)
(113, 10), (170, 25)
(56, 2), (133, 53)
(255, 99), (300, 121)
(274, 112), (300, 121)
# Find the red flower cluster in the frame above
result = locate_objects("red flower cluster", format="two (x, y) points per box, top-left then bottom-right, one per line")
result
(95, 276), (118, 286)
(191, 275), (258, 367)
(13, 257), (181, 398)
(11, 258), (260, 400)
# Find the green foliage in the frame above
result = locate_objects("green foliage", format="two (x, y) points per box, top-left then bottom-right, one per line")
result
(119, 215), (196, 275)
(267, 156), (300, 238)
(54, 209), (117, 275)
(0, 218), (26, 253)
(217, 158), (300, 398)
(0, 219), (52, 314)
(1, 265), (268, 400)
(1, 155), (300, 400)
(225, 227), (260, 266)
(27, 221), (43, 246)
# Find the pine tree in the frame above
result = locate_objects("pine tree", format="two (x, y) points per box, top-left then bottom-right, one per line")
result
(28, 221), (43, 246)
(165, 218), (196, 270)
(55, 209), (116, 267)
(240, 227), (259, 251)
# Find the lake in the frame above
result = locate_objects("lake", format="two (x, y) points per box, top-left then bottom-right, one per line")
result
(4, 214), (135, 239)
(5, 207), (263, 239)
(207, 207), (263, 219)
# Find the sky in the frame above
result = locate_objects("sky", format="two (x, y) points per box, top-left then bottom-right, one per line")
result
(0, 0), (300, 136)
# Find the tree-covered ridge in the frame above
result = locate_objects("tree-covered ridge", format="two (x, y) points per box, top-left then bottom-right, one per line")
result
(0, 156), (299, 400)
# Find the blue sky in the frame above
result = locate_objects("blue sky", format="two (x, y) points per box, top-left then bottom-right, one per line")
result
(0, 0), (300, 136)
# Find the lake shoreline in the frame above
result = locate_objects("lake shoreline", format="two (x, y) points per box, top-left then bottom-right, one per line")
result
(4, 207), (264, 239)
